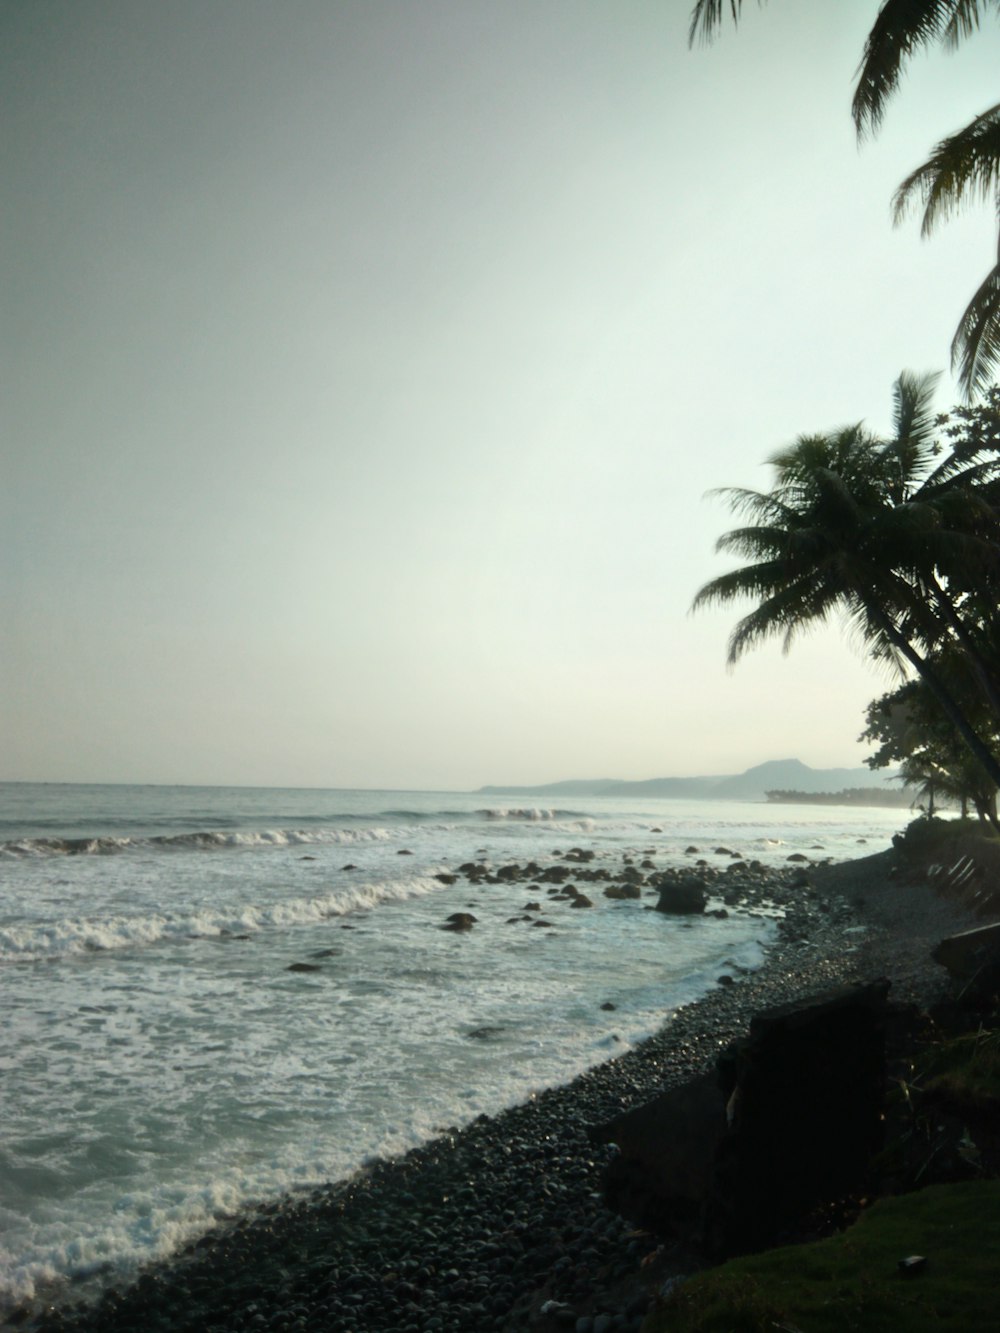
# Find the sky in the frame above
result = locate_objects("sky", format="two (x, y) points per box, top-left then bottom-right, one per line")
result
(4, 1), (999, 791)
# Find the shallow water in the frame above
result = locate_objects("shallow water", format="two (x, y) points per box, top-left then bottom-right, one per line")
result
(0, 783), (908, 1309)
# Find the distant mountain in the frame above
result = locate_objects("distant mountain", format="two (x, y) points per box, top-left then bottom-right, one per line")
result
(477, 758), (899, 803)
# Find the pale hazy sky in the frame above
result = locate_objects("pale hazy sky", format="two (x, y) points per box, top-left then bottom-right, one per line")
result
(4, 1), (999, 790)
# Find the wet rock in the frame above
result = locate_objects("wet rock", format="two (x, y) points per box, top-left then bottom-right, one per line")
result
(654, 877), (708, 916)
(441, 913), (477, 932)
(287, 962), (321, 973)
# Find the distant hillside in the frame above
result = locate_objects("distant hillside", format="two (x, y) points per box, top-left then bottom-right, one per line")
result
(478, 758), (903, 804)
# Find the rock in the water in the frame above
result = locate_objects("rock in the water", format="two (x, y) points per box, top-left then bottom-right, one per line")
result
(654, 877), (708, 915)
(604, 884), (641, 901)
(441, 913), (477, 931)
(287, 962), (321, 973)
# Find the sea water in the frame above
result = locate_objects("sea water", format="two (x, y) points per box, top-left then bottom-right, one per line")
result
(0, 783), (909, 1311)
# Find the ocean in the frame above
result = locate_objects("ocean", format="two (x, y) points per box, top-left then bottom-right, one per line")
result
(0, 782), (909, 1313)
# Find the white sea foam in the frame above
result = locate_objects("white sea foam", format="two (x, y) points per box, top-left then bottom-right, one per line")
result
(0, 874), (442, 962)
(0, 784), (908, 1314)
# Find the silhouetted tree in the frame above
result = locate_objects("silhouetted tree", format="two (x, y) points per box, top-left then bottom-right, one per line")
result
(692, 373), (1000, 788)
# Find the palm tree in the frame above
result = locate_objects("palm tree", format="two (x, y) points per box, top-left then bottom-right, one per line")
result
(688, 0), (1000, 395)
(692, 372), (1000, 788)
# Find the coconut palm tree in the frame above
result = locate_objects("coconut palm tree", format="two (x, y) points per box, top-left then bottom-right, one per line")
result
(688, 0), (1000, 395)
(692, 372), (1000, 788)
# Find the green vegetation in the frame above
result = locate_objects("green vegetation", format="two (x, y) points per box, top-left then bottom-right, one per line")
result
(689, 1), (1000, 396)
(644, 1181), (1000, 1332)
(861, 677), (1000, 824)
(763, 787), (916, 807)
(921, 1028), (1000, 1108)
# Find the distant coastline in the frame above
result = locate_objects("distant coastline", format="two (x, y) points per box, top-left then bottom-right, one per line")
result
(479, 757), (907, 805)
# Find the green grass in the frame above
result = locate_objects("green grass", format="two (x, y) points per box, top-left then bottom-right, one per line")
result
(644, 1181), (1000, 1332)
(921, 1028), (1000, 1109)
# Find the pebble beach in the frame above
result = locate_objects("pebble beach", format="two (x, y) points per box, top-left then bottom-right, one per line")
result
(15, 846), (984, 1333)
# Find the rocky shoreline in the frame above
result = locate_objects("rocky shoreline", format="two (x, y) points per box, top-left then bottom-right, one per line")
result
(14, 848), (984, 1333)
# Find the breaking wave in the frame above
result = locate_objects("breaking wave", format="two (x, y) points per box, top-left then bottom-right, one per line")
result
(476, 808), (583, 821)
(0, 874), (441, 963)
(1, 826), (411, 859)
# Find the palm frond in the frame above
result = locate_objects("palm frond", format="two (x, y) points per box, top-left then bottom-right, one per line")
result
(705, 485), (802, 529)
(691, 559), (801, 614)
(713, 525), (795, 562)
(852, 0), (967, 137)
(921, 446), (1000, 488)
(952, 255), (1000, 397)
(942, 0), (999, 47)
(892, 102), (1000, 235)
(881, 370), (943, 498)
(723, 576), (840, 664)
(892, 369), (941, 447)
(843, 598), (910, 675)
(687, 0), (760, 46)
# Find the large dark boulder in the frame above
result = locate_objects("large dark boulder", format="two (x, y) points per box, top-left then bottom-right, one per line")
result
(591, 1074), (725, 1232)
(703, 979), (890, 1258)
(593, 981), (891, 1259)
(654, 875), (708, 915)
